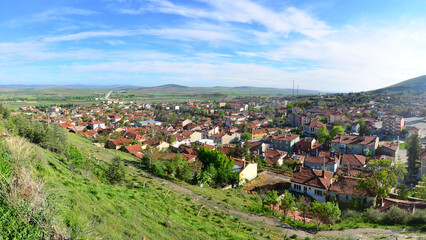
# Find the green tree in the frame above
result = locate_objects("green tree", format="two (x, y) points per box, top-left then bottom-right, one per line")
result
(311, 201), (341, 228)
(317, 125), (330, 143)
(106, 157), (126, 184)
(167, 134), (176, 144)
(279, 190), (295, 219)
(397, 184), (409, 200)
(330, 125), (345, 138)
(405, 132), (422, 173)
(197, 147), (235, 186)
(241, 133), (252, 141)
(296, 196), (310, 224)
(415, 174), (426, 200)
(167, 155), (192, 181)
(357, 158), (407, 206)
(358, 119), (370, 136)
(265, 190), (278, 214)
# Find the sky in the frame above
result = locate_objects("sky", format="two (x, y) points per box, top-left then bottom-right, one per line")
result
(0, 0), (426, 92)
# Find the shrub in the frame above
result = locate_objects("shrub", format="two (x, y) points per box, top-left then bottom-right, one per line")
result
(408, 209), (426, 225)
(341, 209), (362, 220)
(383, 206), (408, 225)
(364, 208), (383, 223)
(106, 157), (126, 184)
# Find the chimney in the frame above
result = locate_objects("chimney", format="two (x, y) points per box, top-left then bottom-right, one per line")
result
(321, 169), (325, 178)
(243, 160), (246, 168)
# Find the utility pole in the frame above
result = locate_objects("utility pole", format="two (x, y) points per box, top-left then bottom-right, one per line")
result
(292, 80), (295, 100)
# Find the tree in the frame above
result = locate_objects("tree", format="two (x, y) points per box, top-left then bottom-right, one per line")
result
(406, 132), (421, 173)
(357, 158), (407, 206)
(296, 196), (310, 224)
(358, 119), (370, 136)
(279, 190), (295, 219)
(166, 155), (192, 181)
(317, 126), (330, 143)
(397, 184), (409, 200)
(415, 174), (426, 200)
(330, 126), (345, 138)
(197, 147), (235, 186)
(265, 190), (278, 214)
(241, 133), (252, 141)
(106, 157), (126, 184)
(311, 201), (341, 228)
(167, 134), (176, 144)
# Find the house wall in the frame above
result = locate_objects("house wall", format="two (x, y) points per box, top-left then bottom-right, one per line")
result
(105, 140), (119, 150)
(239, 163), (258, 185)
(291, 182), (326, 202)
(328, 192), (374, 206)
(190, 131), (202, 143)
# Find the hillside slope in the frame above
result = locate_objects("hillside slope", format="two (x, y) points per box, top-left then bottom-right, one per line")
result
(370, 75), (426, 94)
(0, 132), (284, 239)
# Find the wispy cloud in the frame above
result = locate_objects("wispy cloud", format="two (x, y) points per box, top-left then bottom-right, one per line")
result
(110, 0), (332, 38)
(10, 7), (98, 25)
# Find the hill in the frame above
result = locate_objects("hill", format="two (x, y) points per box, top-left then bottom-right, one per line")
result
(370, 75), (426, 94)
(0, 131), (284, 239)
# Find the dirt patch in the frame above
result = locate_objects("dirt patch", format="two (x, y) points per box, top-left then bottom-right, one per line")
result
(244, 171), (291, 194)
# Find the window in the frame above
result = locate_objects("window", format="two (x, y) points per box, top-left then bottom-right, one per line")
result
(314, 190), (323, 196)
(303, 186), (307, 192)
(294, 184), (302, 191)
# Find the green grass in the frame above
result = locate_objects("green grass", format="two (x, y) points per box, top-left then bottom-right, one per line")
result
(25, 133), (284, 239)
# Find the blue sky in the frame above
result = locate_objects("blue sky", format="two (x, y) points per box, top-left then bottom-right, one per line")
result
(0, 0), (425, 91)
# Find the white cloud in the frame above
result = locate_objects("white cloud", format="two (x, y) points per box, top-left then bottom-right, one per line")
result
(111, 0), (331, 38)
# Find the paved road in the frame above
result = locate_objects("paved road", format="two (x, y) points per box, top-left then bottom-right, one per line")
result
(105, 90), (113, 100)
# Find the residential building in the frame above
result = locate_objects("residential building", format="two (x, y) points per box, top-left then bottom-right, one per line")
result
(331, 135), (379, 156)
(382, 117), (404, 136)
(290, 167), (333, 202)
(233, 158), (258, 185)
(304, 151), (340, 172)
(340, 154), (366, 170)
(270, 133), (300, 153)
(328, 176), (374, 206)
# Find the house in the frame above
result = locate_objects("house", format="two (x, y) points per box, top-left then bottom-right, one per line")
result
(105, 138), (132, 150)
(340, 154), (366, 170)
(295, 137), (320, 155)
(270, 133), (300, 153)
(210, 133), (232, 146)
(144, 139), (170, 151)
(328, 176), (374, 206)
(251, 128), (268, 139)
(331, 135), (379, 156)
(329, 113), (346, 124)
(233, 158), (258, 185)
(181, 130), (202, 143)
(304, 151), (340, 172)
(124, 144), (144, 159)
(381, 141), (400, 160)
(263, 149), (287, 166)
(290, 167), (334, 202)
(181, 119), (192, 127)
(88, 121), (105, 130)
(303, 118), (326, 136)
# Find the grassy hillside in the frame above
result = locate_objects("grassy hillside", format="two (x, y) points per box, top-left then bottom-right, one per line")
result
(370, 75), (426, 94)
(0, 131), (284, 239)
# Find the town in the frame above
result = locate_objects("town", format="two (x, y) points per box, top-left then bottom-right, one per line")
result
(4, 88), (425, 229)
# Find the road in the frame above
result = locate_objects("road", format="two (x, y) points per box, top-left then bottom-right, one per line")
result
(105, 90), (113, 100)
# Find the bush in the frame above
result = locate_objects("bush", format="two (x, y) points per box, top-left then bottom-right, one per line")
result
(106, 157), (126, 184)
(408, 209), (426, 225)
(341, 209), (362, 220)
(364, 208), (383, 223)
(383, 206), (408, 225)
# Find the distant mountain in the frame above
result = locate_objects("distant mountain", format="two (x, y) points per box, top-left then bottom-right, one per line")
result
(152, 84), (188, 89)
(370, 75), (426, 94)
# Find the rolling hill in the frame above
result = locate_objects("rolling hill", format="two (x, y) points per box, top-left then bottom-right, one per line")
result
(370, 75), (426, 94)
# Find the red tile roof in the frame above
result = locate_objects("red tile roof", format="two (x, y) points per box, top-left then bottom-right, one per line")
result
(291, 167), (333, 189)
